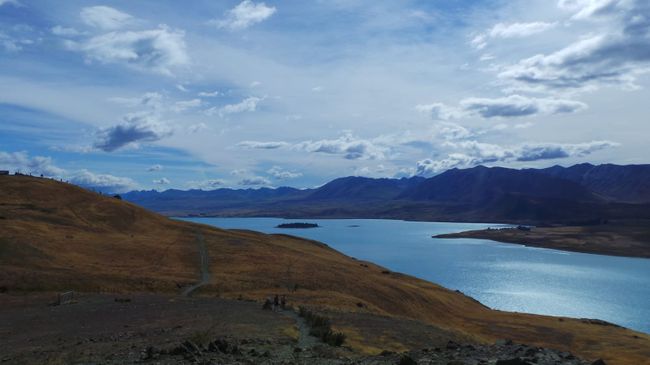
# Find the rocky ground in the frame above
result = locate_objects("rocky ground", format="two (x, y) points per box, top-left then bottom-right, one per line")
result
(0, 293), (610, 365)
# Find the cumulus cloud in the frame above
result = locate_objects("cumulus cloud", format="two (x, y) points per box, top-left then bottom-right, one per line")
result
(237, 140), (288, 149)
(295, 132), (387, 160)
(173, 98), (202, 112)
(267, 166), (302, 180)
(418, 95), (587, 119)
(207, 97), (262, 117)
(0, 151), (65, 176)
(472, 22), (557, 49)
(239, 176), (271, 186)
(186, 179), (226, 190)
(147, 164), (162, 172)
(153, 177), (170, 185)
(500, 0), (650, 90)
(94, 113), (172, 152)
(67, 25), (189, 75)
(0, 150), (136, 192)
(69, 169), (137, 193)
(416, 140), (618, 175)
(80, 6), (134, 30)
(198, 90), (220, 97)
(210, 0), (276, 30)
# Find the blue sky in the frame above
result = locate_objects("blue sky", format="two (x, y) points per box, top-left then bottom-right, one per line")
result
(1, 0), (649, 192)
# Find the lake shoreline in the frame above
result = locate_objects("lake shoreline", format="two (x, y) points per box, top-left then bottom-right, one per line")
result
(435, 223), (650, 259)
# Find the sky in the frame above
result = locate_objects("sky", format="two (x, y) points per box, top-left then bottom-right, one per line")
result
(0, 0), (649, 192)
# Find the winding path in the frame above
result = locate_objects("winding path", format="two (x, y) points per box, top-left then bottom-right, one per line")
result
(280, 310), (319, 349)
(181, 231), (210, 297)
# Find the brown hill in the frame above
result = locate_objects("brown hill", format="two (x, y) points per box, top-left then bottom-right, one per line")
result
(1, 175), (649, 365)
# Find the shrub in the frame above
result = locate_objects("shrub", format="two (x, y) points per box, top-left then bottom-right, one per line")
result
(298, 306), (346, 347)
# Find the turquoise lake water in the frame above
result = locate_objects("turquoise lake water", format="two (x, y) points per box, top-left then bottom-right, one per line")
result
(179, 217), (650, 334)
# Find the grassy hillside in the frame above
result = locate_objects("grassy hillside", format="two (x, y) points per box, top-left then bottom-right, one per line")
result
(1, 175), (649, 365)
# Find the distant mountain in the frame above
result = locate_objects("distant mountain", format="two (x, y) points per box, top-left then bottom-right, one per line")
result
(538, 163), (650, 203)
(123, 163), (650, 224)
(399, 166), (598, 203)
(309, 176), (425, 201)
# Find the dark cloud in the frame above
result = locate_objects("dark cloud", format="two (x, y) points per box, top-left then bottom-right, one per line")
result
(94, 113), (171, 152)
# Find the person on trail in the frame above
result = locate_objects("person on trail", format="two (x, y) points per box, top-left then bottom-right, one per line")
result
(280, 295), (286, 310)
(263, 297), (272, 310)
(273, 294), (279, 311)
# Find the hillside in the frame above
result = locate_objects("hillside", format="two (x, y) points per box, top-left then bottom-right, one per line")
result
(1, 175), (649, 364)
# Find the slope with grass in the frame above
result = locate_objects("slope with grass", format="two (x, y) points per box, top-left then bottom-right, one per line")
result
(1, 175), (649, 365)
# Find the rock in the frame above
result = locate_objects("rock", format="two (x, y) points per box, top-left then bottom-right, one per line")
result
(495, 358), (532, 365)
(398, 355), (417, 365)
(447, 340), (460, 350)
(495, 339), (514, 346)
(591, 360), (607, 365)
(380, 350), (395, 356)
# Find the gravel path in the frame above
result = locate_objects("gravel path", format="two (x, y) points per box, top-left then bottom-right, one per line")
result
(280, 310), (320, 349)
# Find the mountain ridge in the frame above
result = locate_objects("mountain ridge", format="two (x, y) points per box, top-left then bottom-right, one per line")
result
(123, 163), (650, 224)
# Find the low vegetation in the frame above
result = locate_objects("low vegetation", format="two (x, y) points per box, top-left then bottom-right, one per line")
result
(298, 306), (346, 346)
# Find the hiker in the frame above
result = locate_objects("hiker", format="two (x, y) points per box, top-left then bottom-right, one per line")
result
(263, 297), (272, 310)
(273, 294), (279, 311)
(280, 295), (286, 310)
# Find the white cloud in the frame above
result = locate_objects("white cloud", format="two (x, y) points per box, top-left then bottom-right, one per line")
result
(69, 169), (137, 193)
(267, 166), (302, 180)
(80, 6), (134, 30)
(94, 113), (172, 152)
(0, 151), (65, 176)
(198, 90), (220, 97)
(147, 164), (163, 172)
(153, 177), (170, 185)
(500, 0), (650, 91)
(109, 92), (164, 108)
(173, 98), (202, 112)
(472, 22), (556, 49)
(237, 140), (288, 149)
(188, 123), (208, 133)
(294, 132), (387, 160)
(186, 179), (226, 190)
(239, 176), (271, 186)
(210, 0), (276, 30)
(0, 31), (33, 52)
(207, 96), (262, 117)
(0, 150), (137, 192)
(418, 95), (587, 120)
(415, 140), (619, 175)
(51, 26), (83, 37)
(69, 26), (189, 75)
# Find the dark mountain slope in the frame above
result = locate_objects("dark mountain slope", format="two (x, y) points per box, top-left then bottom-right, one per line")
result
(308, 176), (424, 201)
(538, 163), (650, 203)
(400, 166), (599, 203)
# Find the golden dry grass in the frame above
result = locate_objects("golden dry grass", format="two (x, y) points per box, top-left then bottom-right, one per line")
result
(1, 175), (649, 365)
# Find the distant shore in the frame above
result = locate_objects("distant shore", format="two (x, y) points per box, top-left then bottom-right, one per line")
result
(434, 221), (650, 259)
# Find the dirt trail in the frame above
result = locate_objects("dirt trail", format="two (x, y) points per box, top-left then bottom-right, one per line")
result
(280, 310), (319, 349)
(181, 231), (210, 297)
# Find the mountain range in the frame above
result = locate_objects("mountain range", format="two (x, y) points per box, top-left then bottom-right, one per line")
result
(123, 163), (650, 224)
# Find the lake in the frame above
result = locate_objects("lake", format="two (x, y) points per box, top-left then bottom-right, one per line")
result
(179, 217), (650, 334)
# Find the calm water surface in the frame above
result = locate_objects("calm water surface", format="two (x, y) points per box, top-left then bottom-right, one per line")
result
(179, 217), (650, 334)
